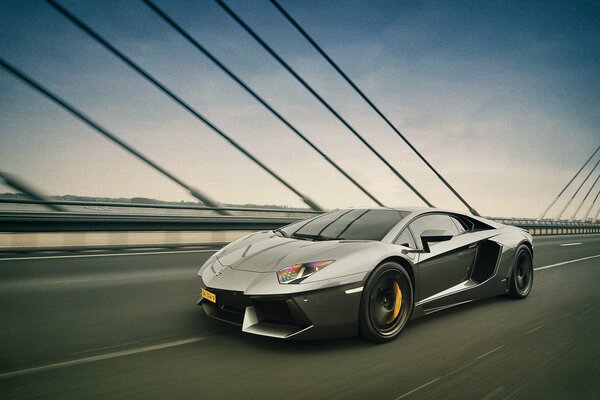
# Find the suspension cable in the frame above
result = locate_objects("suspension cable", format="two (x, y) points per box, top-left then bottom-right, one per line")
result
(214, 0), (433, 208)
(142, 0), (383, 207)
(556, 156), (600, 219)
(539, 145), (600, 219)
(269, 0), (479, 215)
(47, 0), (322, 211)
(0, 58), (227, 215)
(570, 173), (600, 220)
(583, 184), (600, 220)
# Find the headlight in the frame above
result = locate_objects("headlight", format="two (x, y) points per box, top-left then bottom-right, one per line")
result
(198, 251), (220, 275)
(276, 260), (334, 284)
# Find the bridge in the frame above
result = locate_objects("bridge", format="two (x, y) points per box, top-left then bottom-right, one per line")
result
(1, 1), (599, 399)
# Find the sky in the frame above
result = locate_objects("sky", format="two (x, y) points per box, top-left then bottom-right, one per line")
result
(0, 0), (599, 218)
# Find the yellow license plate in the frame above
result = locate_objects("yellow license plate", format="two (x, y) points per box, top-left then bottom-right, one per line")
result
(201, 288), (216, 303)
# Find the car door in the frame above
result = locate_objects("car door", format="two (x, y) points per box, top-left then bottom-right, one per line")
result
(407, 214), (479, 301)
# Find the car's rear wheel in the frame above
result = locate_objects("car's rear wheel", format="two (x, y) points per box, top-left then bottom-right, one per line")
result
(359, 262), (413, 343)
(508, 245), (534, 299)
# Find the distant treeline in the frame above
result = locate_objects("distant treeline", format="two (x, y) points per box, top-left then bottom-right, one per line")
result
(0, 192), (304, 210)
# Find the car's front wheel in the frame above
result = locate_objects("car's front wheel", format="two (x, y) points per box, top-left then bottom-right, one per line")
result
(359, 261), (413, 343)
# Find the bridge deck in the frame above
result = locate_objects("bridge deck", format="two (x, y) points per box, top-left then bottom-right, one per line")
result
(0, 235), (599, 399)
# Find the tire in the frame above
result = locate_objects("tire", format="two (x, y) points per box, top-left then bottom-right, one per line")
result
(359, 261), (414, 343)
(508, 245), (534, 299)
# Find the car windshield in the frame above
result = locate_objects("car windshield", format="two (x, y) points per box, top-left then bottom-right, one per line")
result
(278, 209), (410, 241)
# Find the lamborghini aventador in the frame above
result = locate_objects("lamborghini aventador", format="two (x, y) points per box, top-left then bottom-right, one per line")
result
(197, 208), (534, 342)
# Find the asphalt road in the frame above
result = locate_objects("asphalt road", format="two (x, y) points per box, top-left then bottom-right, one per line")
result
(0, 235), (599, 399)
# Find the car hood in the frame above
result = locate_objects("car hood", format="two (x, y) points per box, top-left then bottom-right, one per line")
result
(216, 230), (375, 273)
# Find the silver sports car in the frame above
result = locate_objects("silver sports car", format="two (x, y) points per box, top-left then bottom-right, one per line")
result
(197, 208), (534, 342)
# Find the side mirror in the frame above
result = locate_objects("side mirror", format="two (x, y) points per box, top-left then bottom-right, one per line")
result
(420, 229), (453, 253)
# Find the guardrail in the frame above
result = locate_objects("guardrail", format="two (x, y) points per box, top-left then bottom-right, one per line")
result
(494, 218), (600, 235)
(0, 212), (300, 232)
(1, 202), (600, 234)
(0, 199), (316, 252)
(0, 198), (320, 216)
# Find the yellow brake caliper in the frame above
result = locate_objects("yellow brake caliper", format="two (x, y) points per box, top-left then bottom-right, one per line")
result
(386, 281), (402, 324)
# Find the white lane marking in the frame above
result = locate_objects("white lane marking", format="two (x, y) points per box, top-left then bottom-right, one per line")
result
(344, 286), (363, 294)
(582, 308), (593, 315)
(395, 377), (441, 400)
(0, 249), (216, 262)
(475, 345), (504, 360)
(534, 254), (600, 271)
(0, 337), (205, 380)
(68, 341), (140, 356)
(525, 324), (545, 335)
(480, 386), (505, 400)
(559, 242), (583, 247)
(50, 279), (93, 284)
(395, 344), (504, 399)
(561, 312), (573, 319)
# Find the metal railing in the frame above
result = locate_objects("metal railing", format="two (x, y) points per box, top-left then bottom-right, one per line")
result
(493, 217), (600, 235)
(1, 198), (599, 235)
(0, 198), (319, 216)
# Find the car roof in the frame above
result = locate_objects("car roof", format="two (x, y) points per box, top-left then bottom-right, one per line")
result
(333, 206), (466, 215)
(329, 207), (504, 232)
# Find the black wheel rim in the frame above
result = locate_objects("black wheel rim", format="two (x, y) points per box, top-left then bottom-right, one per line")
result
(516, 250), (533, 294)
(368, 270), (411, 336)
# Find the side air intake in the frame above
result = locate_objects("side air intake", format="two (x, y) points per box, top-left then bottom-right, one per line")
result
(471, 240), (502, 283)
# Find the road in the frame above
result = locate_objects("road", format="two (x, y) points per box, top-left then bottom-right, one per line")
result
(0, 235), (599, 399)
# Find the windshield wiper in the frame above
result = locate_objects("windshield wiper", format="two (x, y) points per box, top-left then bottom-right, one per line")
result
(291, 233), (338, 241)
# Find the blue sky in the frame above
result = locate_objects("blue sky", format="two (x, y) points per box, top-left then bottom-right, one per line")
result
(1, 0), (599, 218)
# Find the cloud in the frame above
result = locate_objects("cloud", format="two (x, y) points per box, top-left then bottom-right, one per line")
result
(0, 0), (598, 217)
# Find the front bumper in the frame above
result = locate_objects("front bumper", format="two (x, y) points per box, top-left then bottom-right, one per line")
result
(198, 281), (364, 340)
